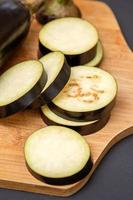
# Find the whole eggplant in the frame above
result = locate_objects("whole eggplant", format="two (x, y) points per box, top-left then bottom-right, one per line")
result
(0, 0), (44, 68)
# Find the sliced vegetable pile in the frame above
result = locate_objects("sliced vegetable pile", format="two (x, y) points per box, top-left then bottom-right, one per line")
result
(32, 52), (70, 107)
(0, 17), (118, 185)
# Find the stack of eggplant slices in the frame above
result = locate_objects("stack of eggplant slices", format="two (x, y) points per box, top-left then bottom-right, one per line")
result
(0, 17), (118, 185)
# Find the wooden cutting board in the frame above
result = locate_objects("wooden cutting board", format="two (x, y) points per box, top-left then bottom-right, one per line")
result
(0, 0), (133, 197)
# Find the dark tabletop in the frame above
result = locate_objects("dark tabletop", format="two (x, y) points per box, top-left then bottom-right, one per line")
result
(1, 0), (133, 199)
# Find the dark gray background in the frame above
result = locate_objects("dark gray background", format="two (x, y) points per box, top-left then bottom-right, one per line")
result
(1, 0), (133, 199)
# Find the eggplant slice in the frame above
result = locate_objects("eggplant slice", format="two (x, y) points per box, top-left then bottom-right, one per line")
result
(39, 17), (99, 66)
(48, 101), (114, 122)
(0, 60), (47, 118)
(86, 41), (104, 67)
(32, 52), (70, 108)
(24, 126), (93, 185)
(51, 66), (117, 121)
(41, 105), (110, 135)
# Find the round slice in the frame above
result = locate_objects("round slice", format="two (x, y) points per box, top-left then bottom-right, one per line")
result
(41, 105), (98, 126)
(39, 17), (99, 66)
(32, 52), (70, 108)
(86, 41), (103, 67)
(24, 126), (93, 185)
(52, 66), (117, 120)
(0, 60), (47, 118)
(41, 105), (110, 135)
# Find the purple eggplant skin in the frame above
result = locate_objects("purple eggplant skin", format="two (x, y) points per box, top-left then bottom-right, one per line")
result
(41, 109), (111, 136)
(0, 0), (31, 68)
(48, 98), (116, 122)
(31, 58), (71, 108)
(26, 156), (93, 185)
(39, 42), (97, 67)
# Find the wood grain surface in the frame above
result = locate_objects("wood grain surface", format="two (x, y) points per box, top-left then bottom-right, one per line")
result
(0, 0), (133, 197)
